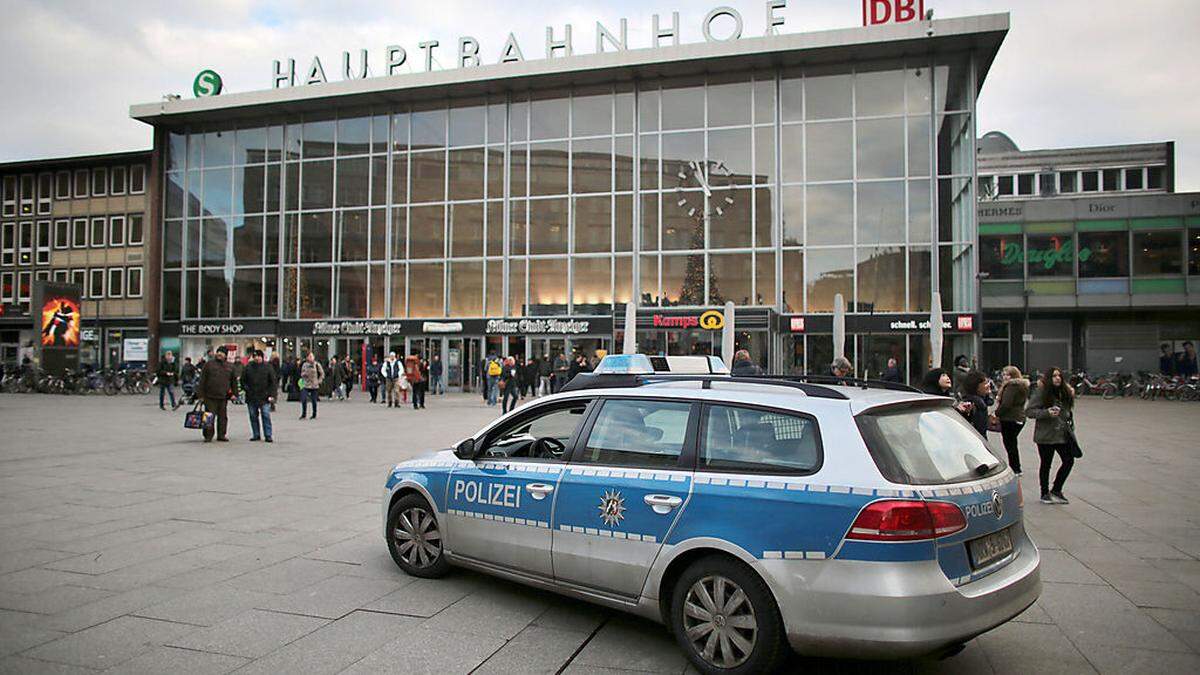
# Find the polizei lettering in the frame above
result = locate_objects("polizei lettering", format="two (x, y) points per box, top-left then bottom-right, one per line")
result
(962, 501), (996, 519)
(454, 479), (521, 509)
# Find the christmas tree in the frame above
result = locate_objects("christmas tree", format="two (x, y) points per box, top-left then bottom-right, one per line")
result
(677, 213), (721, 306)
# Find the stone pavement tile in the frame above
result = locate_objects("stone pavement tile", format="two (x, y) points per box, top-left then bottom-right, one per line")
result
(0, 584), (113, 615)
(1106, 578), (1200, 611)
(363, 576), (477, 618)
(1011, 600), (1055, 625)
(910, 640), (993, 675)
(338, 551), (408, 581)
(302, 532), (378, 565)
(1073, 642), (1200, 674)
(22, 615), (196, 669)
(532, 597), (611, 634)
(976, 620), (1094, 674)
(0, 655), (97, 674)
(103, 646), (248, 675)
(80, 554), (208, 593)
(1037, 582), (1192, 653)
(420, 583), (552, 640)
(166, 608), (327, 659)
(39, 584), (183, 633)
(475, 624), (593, 674)
(562, 664), (682, 675)
(1150, 558), (1200, 593)
(255, 574), (402, 620)
(45, 530), (229, 575)
(132, 585), (277, 627)
(1115, 540), (1192, 561)
(151, 541), (314, 591)
(1038, 550), (1107, 585)
(39, 522), (181, 556)
(0, 609), (66, 657)
(569, 616), (687, 674)
(1145, 607), (1200, 633)
(223, 557), (350, 595)
(340, 626), (505, 675)
(0, 548), (78, 576)
(234, 610), (419, 675)
(0, 568), (96, 595)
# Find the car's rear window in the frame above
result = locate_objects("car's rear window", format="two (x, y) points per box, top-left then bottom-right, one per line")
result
(855, 402), (1005, 485)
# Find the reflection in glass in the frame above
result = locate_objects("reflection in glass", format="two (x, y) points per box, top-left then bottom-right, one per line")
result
(661, 255), (687, 305)
(755, 188), (773, 249)
(337, 266), (368, 317)
(485, 258), (503, 315)
(201, 218), (228, 266)
(529, 141), (569, 196)
(449, 202), (484, 258)
(909, 248), (931, 311)
(661, 82), (704, 130)
(371, 157), (387, 206)
(710, 252), (751, 305)
(709, 189), (751, 249)
(449, 104), (486, 147)
(408, 262), (444, 317)
(409, 205), (444, 259)
(339, 210), (368, 262)
(615, 256), (633, 306)
(908, 118), (931, 176)
(781, 186), (803, 246)
(1079, 231), (1129, 277)
(486, 148), (503, 199)
(707, 129), (752, 185)
(509, 200), (526, 256)
(755, 250), (775, 305)
(486, 201), (503, 257)
(572, 91), (612, 137)
(529, 198), (568, 255)
(754, 79), (774, 124)
(201, 268), (230, 317)
(662, 197), (700, 251)
(806, 248), (853, 312)
(301, 120), (335, 159)
(410, 152), (445, 203)
(755, 127), (775, 185)
(573, 138), (612, 194)
(450, 261), (483, 316)
(235, 127), (267, 164)
(337, 117), (370, 156)
(979, 235), (1022, 281)
(805, 69), (852, 120)
(806, 121), (852, 182)
(233, 215), (263, 266)
(448, 148), (485, 201)
(411, 108), (446, 149)
(857, 181), (905, 244)
(806, 184), (852, 246)
(1133, 231), (1183, 275)
(638, 88), (659, 131)
(368, 264), (385, 318)
(707, 79), (751, 127)
(856, 246), (905, 312)
(300, 212), (333, 263)
(301, 160), (333, 210)
(202, 167), (233, 215)
(390, 208), (406, 260)
(336, 157), (369, 207)
(164, 221), (183, 267)
(575, 196), (611, 254)
(299, 266), (332, 317)
(573, 256), (612, 309)
(640, 254), (658, 305)
(509, 258), (527, 316)
(855, 64), (905, 116)
(640, 193), (658, 252)
(909, 180), (931, 243)
(204, 131), (235, 167)
(857, 118), (905, 179)
(390, 263), (406, 317)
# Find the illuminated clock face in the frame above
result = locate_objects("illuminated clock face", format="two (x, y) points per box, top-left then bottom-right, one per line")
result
(673, 159), (734, 221)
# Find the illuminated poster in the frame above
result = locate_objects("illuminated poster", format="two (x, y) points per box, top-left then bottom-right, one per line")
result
(40, 296), (81, 347)
(32, 280), (82, 375)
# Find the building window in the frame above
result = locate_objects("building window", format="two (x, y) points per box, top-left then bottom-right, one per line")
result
(74, 169), (89, 198)
(1102, 169), (1120, 191)
(37, 174), (52, 214)
(18, 221), (32, 265)
(55, 171), (71, 199)
(2, 176), (15, 215)
(107, 268), (124, 297)
(36, 220), (50, 265)
(1, 222), (12, 265)
(126, 267), (143, 297)
(54, 219), (69, 249)
(18, 271), (32, 300)
(1125, 168), (1144, 190)
(109, 215), (125, 246)
(130, 164), (145, 194)
(979, 235), (1023, 280)
(1026, 234), (1074, 278)
(19, 175), (34, 215)
(90, 217), (106, 247)
(1058, 171), (1077, 193)
(1080, 171), (1099, 192)
(1016, 174), (1034, 195)
(70, 268), (86, 290)
(1078, 231), (1129, 278)
(996, 175), (1013, 196)
(72, 217), (87, 248)
(91, 168), (108, 197)
(977, 175), (995, 200)
(35, 269), (49, 282)
(1133, 230), (1182, 276)
(1147, 166), (1165, 190)
(52, 269), (68, 283)
(88, 268), (104, 298)
(127, 214), (144, 245)
(1037, 173), (1056, 197)
(0, 271), (12, 301)
(1190, 228), (1200, 276)
(110, 166), (127, 195)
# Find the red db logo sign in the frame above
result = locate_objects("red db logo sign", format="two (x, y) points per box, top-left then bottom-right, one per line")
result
(863, 0), (926, 26)
(956, 315), (974, 332)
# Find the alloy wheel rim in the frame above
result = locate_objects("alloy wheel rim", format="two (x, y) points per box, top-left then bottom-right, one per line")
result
(683, 574), (758, 668)
(393, 507), (442, 568)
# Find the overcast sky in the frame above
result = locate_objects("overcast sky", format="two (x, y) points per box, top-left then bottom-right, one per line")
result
(2, 0), (1197, 190)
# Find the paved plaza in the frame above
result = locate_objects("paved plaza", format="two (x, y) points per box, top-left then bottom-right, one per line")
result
(0, 390), (1198, 674)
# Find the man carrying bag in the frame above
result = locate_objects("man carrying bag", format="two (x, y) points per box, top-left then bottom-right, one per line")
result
(197, 347), (233, 442)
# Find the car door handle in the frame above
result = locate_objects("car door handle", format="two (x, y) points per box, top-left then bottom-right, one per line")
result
(525, 483), (555, 500)
(644, 494), (683, 514)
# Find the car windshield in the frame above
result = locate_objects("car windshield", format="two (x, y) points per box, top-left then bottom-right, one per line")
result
(856, 402), (1005, 485)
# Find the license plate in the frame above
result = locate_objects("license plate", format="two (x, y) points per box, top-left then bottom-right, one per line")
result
(967, 527), (1014, 569)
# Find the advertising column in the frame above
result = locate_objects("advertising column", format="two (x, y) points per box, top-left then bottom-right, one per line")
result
(32, 280), (83, 376)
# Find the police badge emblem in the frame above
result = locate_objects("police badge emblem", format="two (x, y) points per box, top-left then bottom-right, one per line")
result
(598, 489), (626, 526)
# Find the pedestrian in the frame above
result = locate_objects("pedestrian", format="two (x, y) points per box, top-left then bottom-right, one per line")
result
(568, 354), (585, 383)
(538, 355), (552, 396)
(1178, 341), (1198, 377)
(479, 356), (490, 402)
(383, 352), (402, 407)
(552, 351), (569, 393)
(341, 356), (355, 399)
(500, 356), (520, 413)
(366, 355), (382, 403)
(157, 350), (179, 410)
(1025, 366), (1077, 505)
(241, 350), (277, 442)
(1159, 343), (1176, 376)
(299, 352), (324, 420)
(958, 370), (993, 436)
(919, 368), (954, 396)
(430, 355), (444, 395)
(181, 356), (196, 385)
(197, 347), (233, 442)
(880, 357), (902, 383)
(229, 353), (245, 404)
(730, 349), (762, 376)
(409, 356), (427, 410)
(324, 357), (343, 400)
(268, 355), (281, 411)
(994, 365), (1030, 474)
(952, 355), (971, 393)
(829, 356), (853, 380)
(486, 354), (502, 406)
(516, 356), (530, 398)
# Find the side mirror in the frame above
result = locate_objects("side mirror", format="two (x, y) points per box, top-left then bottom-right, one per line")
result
(454, 438), (476, 460)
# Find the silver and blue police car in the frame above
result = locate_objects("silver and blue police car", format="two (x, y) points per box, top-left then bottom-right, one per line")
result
(382, 355), (1040, 673)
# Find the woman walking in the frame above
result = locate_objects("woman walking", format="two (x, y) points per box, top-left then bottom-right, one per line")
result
(1026, 366), (1076, 504)
(500, 356), (520, 414)
(994, 366), (1030, 474)
(299, 353), (324, 420)
(325, 357), (343, 401)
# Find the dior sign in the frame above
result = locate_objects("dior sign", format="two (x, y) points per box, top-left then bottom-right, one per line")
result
(271, 2), (788, 88)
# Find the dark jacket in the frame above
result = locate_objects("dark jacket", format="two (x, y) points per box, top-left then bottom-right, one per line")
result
(994, 378), (1030, 423)
(1025, 386), (1075, 445)
(919, 369), (952, 396)
(181, 362), (197, 383)
(731, 358), (762, 376)
(538, 358), (552, 377)
(240, 361), (278, 405)
(366, 361), (382, 383)
(431, 360), (443, 378)
(197, 359), (232, 400)
(961, 393), (993, 435)
(156, 359), (179, 385)
(552, 355), (569, 375)
(499, 363), (519, 389)
(880, 365), (902, 383)
(524, 360), (540, 383)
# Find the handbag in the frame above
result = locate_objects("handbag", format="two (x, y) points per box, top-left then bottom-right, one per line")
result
(183, 401), (215, 430)
(987, 413), (1002, 434)
(1065, 424), (1084, 458)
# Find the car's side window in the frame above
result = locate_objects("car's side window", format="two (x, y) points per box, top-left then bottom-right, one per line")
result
(481, 401), (589, 460)
(701, 404), (821, 474)
(578, 399), (692, 468)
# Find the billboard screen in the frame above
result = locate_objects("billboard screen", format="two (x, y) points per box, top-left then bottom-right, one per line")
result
(32, 280), (82, 375)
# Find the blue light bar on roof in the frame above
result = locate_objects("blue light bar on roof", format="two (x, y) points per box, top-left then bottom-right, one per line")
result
(593, 354), (655, 375)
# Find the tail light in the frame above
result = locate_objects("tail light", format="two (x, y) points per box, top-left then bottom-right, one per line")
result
(846, 500), (967, 541)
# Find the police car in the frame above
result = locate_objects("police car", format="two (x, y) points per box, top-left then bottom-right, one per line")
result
(382, 355), (1040, 673)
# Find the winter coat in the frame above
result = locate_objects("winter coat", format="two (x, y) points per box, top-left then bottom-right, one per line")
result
(181, 362), (197, 383)
(731, 358), (763, 376)
(197, 359), (232, 400)
(919, 369), (952, 396)
(994, 378), (1030, 423)
(240, 361), (278, 405)
(366, 362), (382, 383)
(880, 366), (902, 383)
(1025, 386), (1075, 445)
(961, 393), (994, 435)
(156, 359), (179, 385)
(299, 360), (324, 390)
(538, 358), (552, 377)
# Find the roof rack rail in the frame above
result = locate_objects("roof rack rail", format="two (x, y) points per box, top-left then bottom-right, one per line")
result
(558, 373), (850, 400)
(756, 374), (921, 393)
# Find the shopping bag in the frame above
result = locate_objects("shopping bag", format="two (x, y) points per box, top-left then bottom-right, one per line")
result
(184, 402), (214, 430)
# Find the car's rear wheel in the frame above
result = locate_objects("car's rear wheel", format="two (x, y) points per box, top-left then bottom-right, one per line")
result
(670, 555), (786, 674)
(387, 494), (449, 578)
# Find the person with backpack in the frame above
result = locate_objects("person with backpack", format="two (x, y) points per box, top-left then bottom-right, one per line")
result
(486, 355), (502, 406)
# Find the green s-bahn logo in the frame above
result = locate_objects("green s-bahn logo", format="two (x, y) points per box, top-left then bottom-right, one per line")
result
(193, 69), (223, 98)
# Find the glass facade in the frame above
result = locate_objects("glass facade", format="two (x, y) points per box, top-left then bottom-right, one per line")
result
(160, 55), (978, 376)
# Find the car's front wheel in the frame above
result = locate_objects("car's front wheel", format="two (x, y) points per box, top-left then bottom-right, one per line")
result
(386, 494), (450, 578)
(670, 555), (787, 675)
